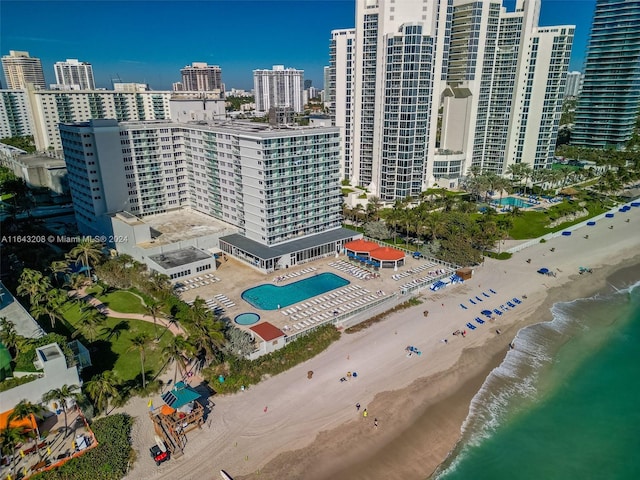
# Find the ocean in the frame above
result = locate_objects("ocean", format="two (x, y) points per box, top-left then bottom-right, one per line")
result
(432, 275), (640, 480)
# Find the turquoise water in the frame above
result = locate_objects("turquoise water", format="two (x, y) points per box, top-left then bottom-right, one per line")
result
(433, 279), (640, 480)
(241, 272), (349, 310)
(496, 196), (533, 208)
(234, 312), (260, 325)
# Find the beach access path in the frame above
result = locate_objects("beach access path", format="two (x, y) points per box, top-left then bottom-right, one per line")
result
(120, 207), (640, 480)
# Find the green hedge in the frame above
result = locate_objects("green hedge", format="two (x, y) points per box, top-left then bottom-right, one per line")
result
(204, 324), (341, 394)
(32, 414), (134, 480)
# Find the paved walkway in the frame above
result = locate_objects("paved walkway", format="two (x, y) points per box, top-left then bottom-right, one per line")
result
(77, 288), (186, 336)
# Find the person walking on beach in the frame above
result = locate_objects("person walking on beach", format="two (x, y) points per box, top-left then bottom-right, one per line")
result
(356, 403), (361, 412)
(363, 409), (368, 418)
(374, 418), (378, 428)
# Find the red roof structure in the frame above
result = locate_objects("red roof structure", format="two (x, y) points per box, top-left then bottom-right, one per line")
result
(370, 246), (405, 261)
(250, 322), (285, 342)
(344, 239), (379, 253)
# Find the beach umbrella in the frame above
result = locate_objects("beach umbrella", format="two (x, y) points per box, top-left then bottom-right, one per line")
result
(587, 221), (596, 226)
(481, 309), (493, 317)
(562, 231), (572, 236)
(605, 213), (614, 218)
(537, 268), (549, 275)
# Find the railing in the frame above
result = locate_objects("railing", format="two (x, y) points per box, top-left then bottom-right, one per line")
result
(506, 202), (633, 254)
(283, 294), (398, 343)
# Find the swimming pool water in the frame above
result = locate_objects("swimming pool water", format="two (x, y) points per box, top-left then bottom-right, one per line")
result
(242, 272), (349, 310)
(496, 196), (533, 208)
(234, 312), (260, 325)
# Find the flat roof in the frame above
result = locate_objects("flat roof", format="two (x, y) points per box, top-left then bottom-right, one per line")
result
(148, 246), (212, 270)
(9, 154), (67, 168)
(136, 208), (237, 247)
(220, 228), (359, 260)
(0, 282), (45, 339)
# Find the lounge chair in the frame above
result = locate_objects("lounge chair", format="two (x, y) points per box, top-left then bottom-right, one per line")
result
(466, 322), (476, 330)
(493, 309), (503, 316)
(490, 289), (497, 294)
(475, 317), (485, 324)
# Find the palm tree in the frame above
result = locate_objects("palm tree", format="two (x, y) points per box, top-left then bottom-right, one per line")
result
(0, 424), (31, 479)
(65, 272), (87, 301)
(128, 333), (150, 389)
(73, 307), (106, 342)
(145, 300), (165, 342)
(42, 384), (80, 436)
(16, 268), (51, 308)
(9, 400), (45, 460)
(161, 335), (193, 384)
(0, 317), (22, 358)
(49, 260), (70, 287)
(367, 195), (383, 221)
(68, 238), (104, 277)
(85, 370), (120, 414)
(30, 288), (67, 329)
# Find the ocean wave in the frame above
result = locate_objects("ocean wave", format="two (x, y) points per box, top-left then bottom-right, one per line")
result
(433, 280), (640, 479)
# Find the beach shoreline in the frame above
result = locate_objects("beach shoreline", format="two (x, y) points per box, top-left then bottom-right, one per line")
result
(237, 254), (640, 480)
(122, 208), (639, 480)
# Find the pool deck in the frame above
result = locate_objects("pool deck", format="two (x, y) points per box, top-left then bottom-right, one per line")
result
(176, 252), (457, 338)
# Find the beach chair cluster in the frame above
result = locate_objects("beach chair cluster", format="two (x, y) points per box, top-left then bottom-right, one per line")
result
(328, 260), (374, 280)
(214, 294), (236, 309)
(174, 274), (221, 293)
(281, 285), (385, 332)
(205, 298), (224, 315)
(391, 262), (438, 281)
(273, 266), (317, 283)
(464, 296), (523, 332)
(399, 270), (457, 291)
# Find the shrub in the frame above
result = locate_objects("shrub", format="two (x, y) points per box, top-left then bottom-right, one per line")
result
(31, 414), (134, 480)
(204, 324), (340, 394)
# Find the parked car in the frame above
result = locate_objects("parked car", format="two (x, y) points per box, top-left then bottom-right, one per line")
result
(150, 443), (169, 466)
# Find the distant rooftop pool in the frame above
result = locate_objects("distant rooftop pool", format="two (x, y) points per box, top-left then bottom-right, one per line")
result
(242, 272), (349, 310)
(496, 196), (533, 208)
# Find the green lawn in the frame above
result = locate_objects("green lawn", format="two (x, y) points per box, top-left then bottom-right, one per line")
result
(97, 290), (147, 314)
(509, 203), (608, 240)
(60, 301), (170, 383)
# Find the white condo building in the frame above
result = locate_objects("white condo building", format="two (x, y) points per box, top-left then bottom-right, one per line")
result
(0, 89), (33, 138)
(1, 50), (46, 90)
(253, 66), (304, 113)
(60, 120), (357, 273)
(54, 59), (96, 90)
(328, 29), (356, 181)
(564, 71), (582, 98)
(330, 0), (573, 199)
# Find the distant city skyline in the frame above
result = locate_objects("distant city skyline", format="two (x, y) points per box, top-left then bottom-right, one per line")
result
(2, 0), (596, 91)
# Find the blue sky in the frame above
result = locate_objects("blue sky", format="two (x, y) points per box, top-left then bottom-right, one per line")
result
(1, 0), (596, 91)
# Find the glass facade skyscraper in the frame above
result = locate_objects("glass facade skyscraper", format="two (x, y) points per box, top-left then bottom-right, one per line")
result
(572, 0), (640, 149)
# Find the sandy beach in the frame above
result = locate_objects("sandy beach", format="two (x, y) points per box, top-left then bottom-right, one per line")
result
(120, 207), (640, 480)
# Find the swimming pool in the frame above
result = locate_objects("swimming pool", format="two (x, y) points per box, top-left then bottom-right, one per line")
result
(234, 312), (260, 326)
(496, 196), (533, 208)
(242, 272), (349, 310)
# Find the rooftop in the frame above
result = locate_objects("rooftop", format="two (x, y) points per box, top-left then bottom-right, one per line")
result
(136, 209), (236, 247)
(0, 282), (45, 339)
(250, 322), (285, 342)
(148, 247), (212, 270)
